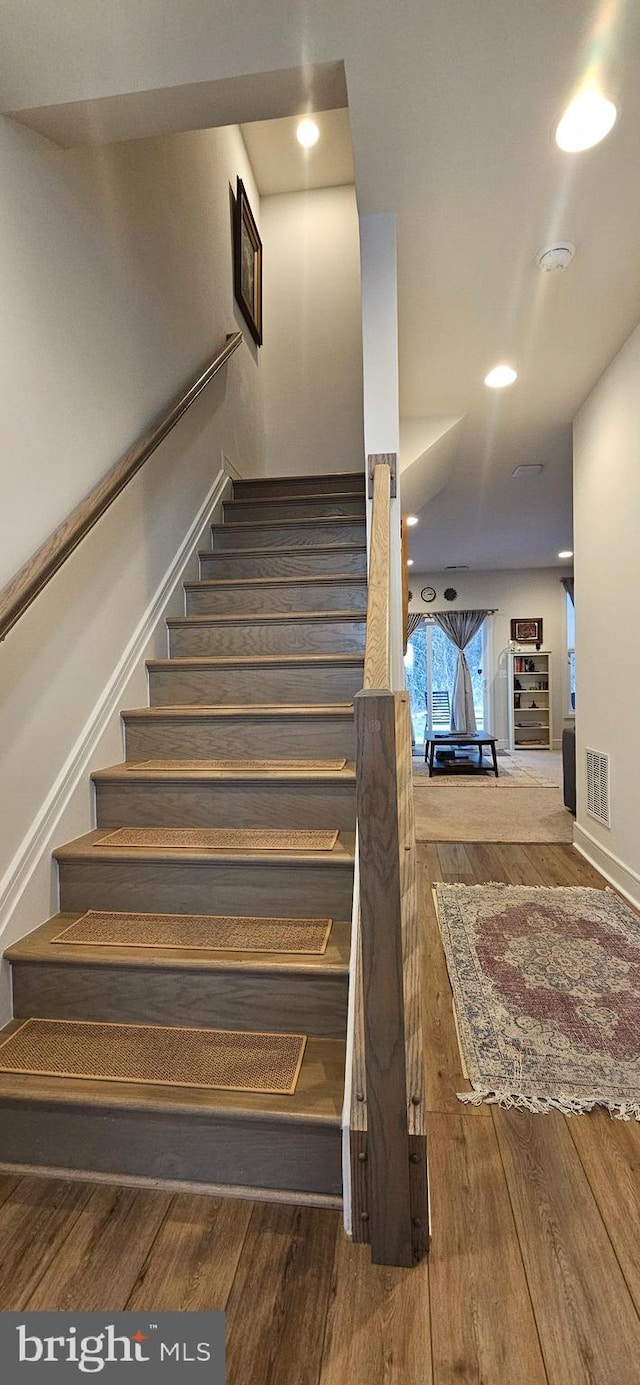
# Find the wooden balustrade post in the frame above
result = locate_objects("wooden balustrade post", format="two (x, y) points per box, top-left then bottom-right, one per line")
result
(355, 686), (428, 1266)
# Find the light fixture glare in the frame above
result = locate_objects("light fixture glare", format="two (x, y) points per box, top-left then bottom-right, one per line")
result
(406, 515), (419, 527)
(407, 558), (414, 567)
(558, 550), (574, 559)
(484, 363), (517, 389)
(555, 90), (617, 152)
(296, 118), (320, 149)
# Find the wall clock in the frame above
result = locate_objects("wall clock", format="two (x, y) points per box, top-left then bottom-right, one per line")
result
(444, 587), (457, 601)
(420, 586), (436, 603)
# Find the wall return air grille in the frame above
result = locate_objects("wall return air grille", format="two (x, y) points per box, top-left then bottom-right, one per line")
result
(586, 749), (610, 828)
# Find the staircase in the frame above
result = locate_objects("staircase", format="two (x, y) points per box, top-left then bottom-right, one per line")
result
(0, 470), (366, 1206)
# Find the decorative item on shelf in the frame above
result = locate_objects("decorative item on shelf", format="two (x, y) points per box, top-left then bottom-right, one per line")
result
(510, 617), (543, 644)
(421, 586), (436, 603)
(444, 587), (457, 602)
(514, 692), (521, 709)
(514, 677), (522, 689)
(233, 177), (263, 346)
(408, 590), (414, 601)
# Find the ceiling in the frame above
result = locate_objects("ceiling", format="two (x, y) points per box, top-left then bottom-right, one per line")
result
(241, 109), (354, 195)
(3, 0), (640, 570)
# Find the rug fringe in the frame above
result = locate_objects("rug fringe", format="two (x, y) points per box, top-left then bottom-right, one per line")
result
(457, 1089), (640, 1120)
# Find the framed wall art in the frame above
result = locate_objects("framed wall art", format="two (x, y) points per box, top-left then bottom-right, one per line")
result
(233, 177), (263, 346)
(510, 617), (543, 644)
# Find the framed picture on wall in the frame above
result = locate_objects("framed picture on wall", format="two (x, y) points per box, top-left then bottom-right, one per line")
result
(511, 617), (543, 644)
(233, 178), (263, 346)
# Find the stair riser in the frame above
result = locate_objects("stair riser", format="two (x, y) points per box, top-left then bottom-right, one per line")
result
(12, 963), (348, 1038)
(123, 715), (356, 762)
(199, 548), (367, 579)
(211, 521), (366, 551)
(224, 498), (366, 523)
(148, 663), (363, 706)
(168, 619), (366, 658)
(94, 780), (356, 830)
(58, 860), (355, 919)
(233, 474), (364, 499)
(185, 581), (367, 615)
(0, 1103), (342, 1197)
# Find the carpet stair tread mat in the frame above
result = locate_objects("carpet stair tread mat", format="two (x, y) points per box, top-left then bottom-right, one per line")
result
(434, 882), (640, 1118)
(52, 911), (332, 954)
(95, 827), (339, 851)
(124, 758), (347, 772)
(0, 1018), (307, 1095)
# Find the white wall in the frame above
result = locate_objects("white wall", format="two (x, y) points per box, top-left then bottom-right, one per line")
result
(410, 569), (572, 747)
(0, 118), (264, 587)
(0, 119), (265, 1021)
(573, 320), (640, 905)
(260, 186), (364, 477)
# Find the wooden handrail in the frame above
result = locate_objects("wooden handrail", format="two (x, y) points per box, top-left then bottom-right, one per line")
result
(362, 460), (392, 689)
(0, 331), (243, 642)
(348, 453), (429, 1268)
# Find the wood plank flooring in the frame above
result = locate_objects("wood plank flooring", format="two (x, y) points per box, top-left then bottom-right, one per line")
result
(2, 841), (640, 1383)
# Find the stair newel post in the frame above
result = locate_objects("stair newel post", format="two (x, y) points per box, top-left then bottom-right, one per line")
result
(355, 686), (416, 1266)
(348, 454), (429, 1266)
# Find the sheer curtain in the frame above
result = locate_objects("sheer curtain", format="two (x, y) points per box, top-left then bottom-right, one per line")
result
(431, 610), (488, 732)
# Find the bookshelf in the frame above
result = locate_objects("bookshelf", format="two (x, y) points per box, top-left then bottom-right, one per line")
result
(508, 649), (552, 750)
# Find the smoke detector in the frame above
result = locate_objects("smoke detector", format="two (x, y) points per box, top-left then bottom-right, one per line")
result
(536, 242), (576, 273)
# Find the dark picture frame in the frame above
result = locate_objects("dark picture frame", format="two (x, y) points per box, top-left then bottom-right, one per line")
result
(511, 617), (544, 644)
(233, 178), (263, 346)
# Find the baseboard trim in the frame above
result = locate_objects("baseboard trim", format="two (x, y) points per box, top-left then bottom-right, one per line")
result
(573, 823), (640, 911)
(0, 468), (228, 939)
(0, 1159), (342, 1209)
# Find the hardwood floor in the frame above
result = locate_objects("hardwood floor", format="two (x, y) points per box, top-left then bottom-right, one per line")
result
(2, 840), (640, 1383)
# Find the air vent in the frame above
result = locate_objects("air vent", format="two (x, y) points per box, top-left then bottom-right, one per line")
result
(586, 749), (610, 828)
(445, 565), (469, 570)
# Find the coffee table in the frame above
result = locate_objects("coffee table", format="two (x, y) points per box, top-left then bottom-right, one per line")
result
(425, 732), (499, 778)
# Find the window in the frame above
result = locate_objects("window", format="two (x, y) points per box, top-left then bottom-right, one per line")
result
(405, 620), (486, 746)
(566, 590), (576, 714)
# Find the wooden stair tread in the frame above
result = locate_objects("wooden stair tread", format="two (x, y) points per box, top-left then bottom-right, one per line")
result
(199, 542), (366, 558)
(92, 761), (356, 783)
(233, 469), (365, 488)
(53, 828), (356, 865)
(0, 1021), (345, 1123)
(225, 492), (366, 507)
(7, 915), (351, 973)
(186, 574), (366, 589)
(212, 516), (365, 532)
(167, 610), (366, 626)
(147, 653), (364, 670)
(122, 703), (354, 719)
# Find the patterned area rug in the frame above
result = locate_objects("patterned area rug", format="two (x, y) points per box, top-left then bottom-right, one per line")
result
(434, 882), (640, 1118)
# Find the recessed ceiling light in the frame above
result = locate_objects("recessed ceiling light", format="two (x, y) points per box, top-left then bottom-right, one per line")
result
(512, 464), (544, 477)
(485, 364), (517, 389)
(558, 550), (574, 559)
(555, 89), (617, 152)
(296, 118), (320, 148)
(406, 515), (419, 527)
(407, 558), (414, 567)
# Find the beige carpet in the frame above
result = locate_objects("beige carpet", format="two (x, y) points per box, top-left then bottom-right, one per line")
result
(413, 748), (560, 787)
(414, 783), (573, 843)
